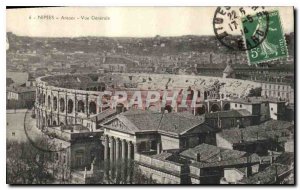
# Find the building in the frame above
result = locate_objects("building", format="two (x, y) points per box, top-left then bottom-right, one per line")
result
(261, 81), (294, 104)
(205, 109), (254, 129)
(134, 152), (189, 184)
(102, 110), (217, 162)
(181, 144), (261, 184)
(45, 124), (103, 182)
(6, 86), (36, 109)
(135, 143), (263, 184)
(216, 120), (294, 154)
(229, 97), (287, 122)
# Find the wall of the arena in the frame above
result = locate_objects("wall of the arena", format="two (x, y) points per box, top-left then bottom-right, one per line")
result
(35, 74), (257, 130)
(35, 77), (104, 130)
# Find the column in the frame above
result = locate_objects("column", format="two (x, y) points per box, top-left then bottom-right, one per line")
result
(109, 137), (115, 162)
(157, 142), (161, 154)
(127, 141), (132, 159)
(121, 140), (126, 159)
(133, 143), (138, 159)
(104, 136), (109, 160)
(116, 138), (120, 161)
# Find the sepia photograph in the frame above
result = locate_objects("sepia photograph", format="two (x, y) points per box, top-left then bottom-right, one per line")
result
(5, 6), (295, 185)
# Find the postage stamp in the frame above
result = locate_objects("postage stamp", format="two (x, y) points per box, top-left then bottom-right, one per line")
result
(242, 10), (288, 64)
(213, 6), (269, 51)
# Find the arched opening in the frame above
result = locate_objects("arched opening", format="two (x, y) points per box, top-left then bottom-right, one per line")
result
(43, 94), (46, 105)
(195, 106), (206, 115)
(60, 98), (65, 112)
(89, 101), (97, 114)
(163, 105), (172, 113)
(60, 122), (64, 126)
(223, 103), (230, 111)
(48, 95), (51, 107)
(204, 91), (208, 100)
(39, 93), (42, 104)
(210, 104), (221, 113)
(47, 119), (51, 126)
(53, 97), (57, 111)
(77, 100), (85, 113)
(68, 99), (74, 113)
(53, 120), (57, 126)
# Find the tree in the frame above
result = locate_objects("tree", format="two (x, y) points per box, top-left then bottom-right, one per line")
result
(6, 138), (56, 184)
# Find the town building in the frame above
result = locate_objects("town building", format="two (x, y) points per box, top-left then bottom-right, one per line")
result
(205, 109), (255, 129)
(45, 124), (103, 182)
(216, 120), (294, 154)
(102, 110), (217, 162)
(6, 86), (36, 109)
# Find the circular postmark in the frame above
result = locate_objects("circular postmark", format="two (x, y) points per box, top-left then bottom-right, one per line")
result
(213, 6), (270, 51)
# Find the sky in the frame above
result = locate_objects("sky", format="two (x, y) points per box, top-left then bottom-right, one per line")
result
(6, 7), (294, 37)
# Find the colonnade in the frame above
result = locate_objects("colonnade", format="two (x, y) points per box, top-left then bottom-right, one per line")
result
(104, 135), (137, 161)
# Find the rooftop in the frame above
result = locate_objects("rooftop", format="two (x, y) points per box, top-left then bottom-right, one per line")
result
(180, 143), (247, 162)
(230, 96), (286, 104)
(205, 109), (252, 119)
(104, 109), (216, 135)
(239, 164), (292, 184)
(217, 120), (294, 144)
(7, 86), (35, 93)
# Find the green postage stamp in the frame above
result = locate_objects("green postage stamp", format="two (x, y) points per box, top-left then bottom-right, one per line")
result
(242, 10), (288, 65)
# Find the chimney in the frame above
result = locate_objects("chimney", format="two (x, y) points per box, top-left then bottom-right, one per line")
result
(196, 153), (201, 162)
(116, 103), (124, 114)
(218, 151), (222, 161)
(274, 164), (278, 183)
(245, 156), (252, 178)
(270, 152), (274, 165)
(239, 131), (244, 143)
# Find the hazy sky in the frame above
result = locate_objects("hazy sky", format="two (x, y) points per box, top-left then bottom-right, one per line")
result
(6, 7), (294, 37)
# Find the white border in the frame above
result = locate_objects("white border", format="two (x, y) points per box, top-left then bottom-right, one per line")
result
(1, 0), (299, 190)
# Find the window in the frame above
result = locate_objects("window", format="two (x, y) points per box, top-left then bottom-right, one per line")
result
(240, 104), (242, 108)
(271, 107), (273, 111)
(231, 119), (235, 127)
(235, 104), (237, 108)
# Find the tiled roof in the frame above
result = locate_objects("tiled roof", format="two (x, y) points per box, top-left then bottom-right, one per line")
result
(217, 120), (293, 144)
(7, 86), (35, 93)
(104, 110), (216, 135)
(120, 110), (214, 135)
(90, 109), (117, 123)
(180, 143), (247, 162)
(205, 109), (252, 119)
(239, 164), (291, 184)
(230, 96), (286, 104)
(190, 155), (260, 169)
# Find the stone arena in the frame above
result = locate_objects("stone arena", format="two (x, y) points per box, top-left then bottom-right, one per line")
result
(35, 73), (261, 130)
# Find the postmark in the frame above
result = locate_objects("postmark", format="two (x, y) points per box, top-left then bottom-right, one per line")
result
(213, 6), (270, 51)
(243, 10), (288, 64)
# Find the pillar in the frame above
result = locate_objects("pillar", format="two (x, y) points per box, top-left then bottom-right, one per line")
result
(109, 137), (115, 162)
(133, 143), (138, 159)
(127, 141), (132, 159)
(121, 140), (126, 159)
(157, 142), (161, 154)
(116, 138), (120, 161)
(104, 136), (109, 160)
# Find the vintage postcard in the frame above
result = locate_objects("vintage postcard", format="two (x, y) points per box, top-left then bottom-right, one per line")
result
(6, 7), (294, 184)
